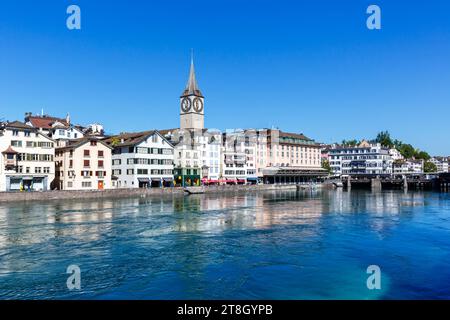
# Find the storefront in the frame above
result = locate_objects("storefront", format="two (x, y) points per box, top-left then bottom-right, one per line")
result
(162, 178), (173, 187)
(151, 178), (162, 188)
(138, 177), (150, 188)
(246, 177), (258, 185)
(6, 176), (48, 191)
(174, 168), (201, 187)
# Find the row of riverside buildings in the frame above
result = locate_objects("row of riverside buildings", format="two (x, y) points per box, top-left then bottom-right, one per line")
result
(2, 60), (448, 192)
(322, 140), (449, 176)
(0, 60), (326, 192)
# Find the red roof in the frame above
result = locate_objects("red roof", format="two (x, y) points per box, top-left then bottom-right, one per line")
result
(2, 146), (18, 154)
(28, 116), (68, 129)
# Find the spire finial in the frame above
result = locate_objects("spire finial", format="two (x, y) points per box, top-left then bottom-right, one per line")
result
(191, 48), (194, 65)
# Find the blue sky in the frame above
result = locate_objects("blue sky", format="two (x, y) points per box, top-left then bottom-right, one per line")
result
(0, 0), (449, 154)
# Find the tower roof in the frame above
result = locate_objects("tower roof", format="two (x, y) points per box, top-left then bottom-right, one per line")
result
(181, 57), (203, 97)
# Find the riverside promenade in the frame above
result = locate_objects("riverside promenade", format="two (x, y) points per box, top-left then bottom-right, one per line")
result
(0, 184), (308, 203)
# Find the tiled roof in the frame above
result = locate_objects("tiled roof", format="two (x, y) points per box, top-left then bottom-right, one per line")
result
(104, 130), (173, 148)
(279, 131), (312, 141)
(57, 137), (112, 151)
(5, 120), (34, 130)
(27, 116), (69, 129)
(103, 130), (156, 147)
(2, 145), (18, 154)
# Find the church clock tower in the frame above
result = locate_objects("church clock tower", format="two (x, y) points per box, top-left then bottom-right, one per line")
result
(180, 57), (204, 130)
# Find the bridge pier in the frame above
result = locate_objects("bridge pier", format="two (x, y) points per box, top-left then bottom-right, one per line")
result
(371, 177), (382, 191)
(403, 175), (408, 191)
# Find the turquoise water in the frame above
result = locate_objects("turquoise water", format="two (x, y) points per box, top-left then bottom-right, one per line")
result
(0, 189), (450, 299)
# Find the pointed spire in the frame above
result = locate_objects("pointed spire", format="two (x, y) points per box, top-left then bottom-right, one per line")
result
(182, 50), (203, 97)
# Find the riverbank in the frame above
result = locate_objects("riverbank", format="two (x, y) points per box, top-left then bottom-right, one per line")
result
(0, 184), (318, 203)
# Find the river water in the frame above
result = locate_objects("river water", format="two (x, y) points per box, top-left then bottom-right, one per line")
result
(0, 189), (450, 299)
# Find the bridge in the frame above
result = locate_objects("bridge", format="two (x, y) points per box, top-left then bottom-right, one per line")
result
(331, 172), (450, 191)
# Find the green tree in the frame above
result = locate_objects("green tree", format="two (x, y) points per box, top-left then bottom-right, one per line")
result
(398, 143), (415, 159)
(375, 131), (394, 148)
(415, 150), (430, 160)
(110, 137), (121, 147)
(322, 159), (332, 174)
(424, 161), (437, 173)
(341, 139), (359, 147)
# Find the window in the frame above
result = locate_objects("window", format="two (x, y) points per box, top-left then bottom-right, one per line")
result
(35, 167), (42, 174)
(113, 169), (121, 175)
(90, 141), (97, 146)
(67, 182), (73, 188)
(112, 159), (121, 165)
(81, 170), (91, 177)
(137, 147), (148, 154)
(127, 169), (134, 175)
(84, 160), (90, 167)
(43, 167), (50, 174)
(98, 150), (104, 157)
(24, 131), (31, 137)
(12, 130), (19, 136)
(98, 160), (104, 168)
(82, 182), (92, 188)
(137, 169), (148, 175)
(84, 150), (90, 157)
(26, 167), (30, 173)
(11, 140), (22, 147)
(38, 142), (53, 148)
(152, 135), (158, 143)
(69, 160), (73, 168)
(96, 171), (105, 178)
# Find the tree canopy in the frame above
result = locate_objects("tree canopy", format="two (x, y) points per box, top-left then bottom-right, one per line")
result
(424, 161), (437, 173)
(338, 130), (432, 160)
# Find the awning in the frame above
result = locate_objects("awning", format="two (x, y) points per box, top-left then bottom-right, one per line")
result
(163, 178), (173, 181)
(246, 177), (258, 181)
(151, 178), (161, 181)
(138, 178), (150, 182)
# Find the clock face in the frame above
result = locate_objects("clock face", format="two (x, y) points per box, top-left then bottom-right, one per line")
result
(193, 97), (204, 113)
(181, 97), (191, 112)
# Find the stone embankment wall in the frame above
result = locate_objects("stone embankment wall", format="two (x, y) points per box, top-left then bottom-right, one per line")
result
(0, 184), (302, 203)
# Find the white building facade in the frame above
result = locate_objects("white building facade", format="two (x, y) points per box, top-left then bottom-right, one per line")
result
(329, 141), (393, 176)
(0, 121), (55, 191)
(429, 157), (448, 173)
(106, 131), (174, 188)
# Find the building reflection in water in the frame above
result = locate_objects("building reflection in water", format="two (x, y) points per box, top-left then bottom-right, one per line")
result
(0, 189), (433, 285)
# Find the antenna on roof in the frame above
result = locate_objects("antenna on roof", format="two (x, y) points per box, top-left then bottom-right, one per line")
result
(41, 108), (44, 117)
